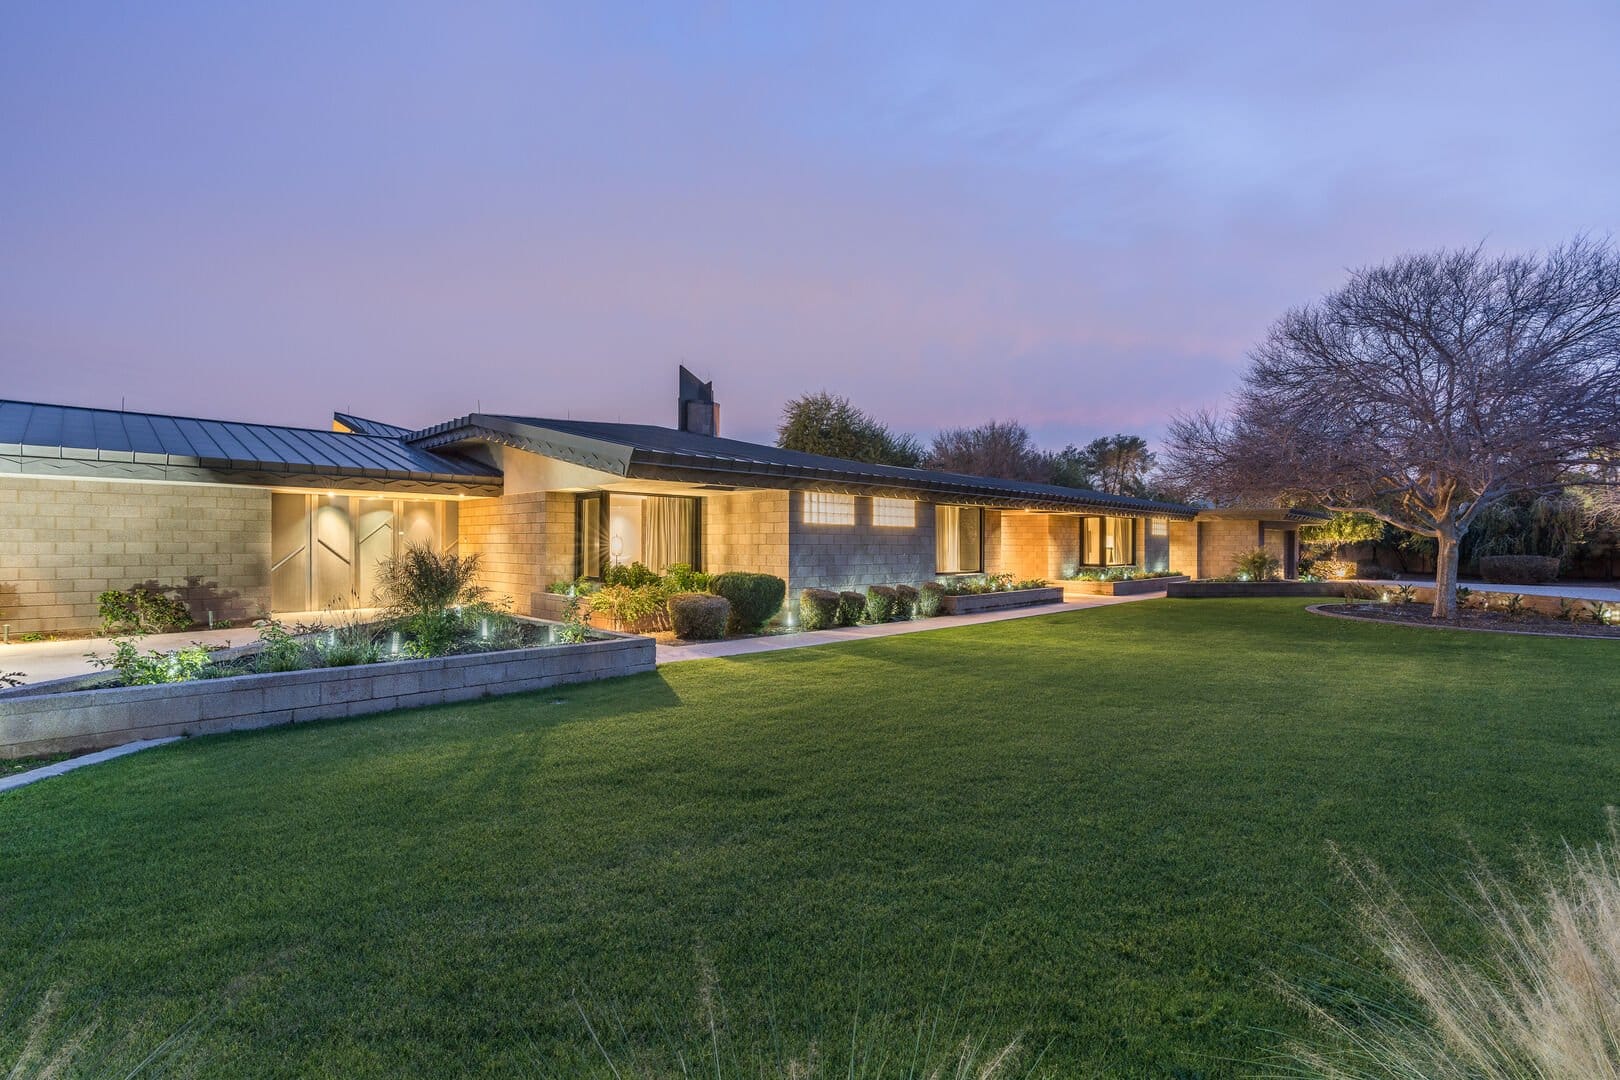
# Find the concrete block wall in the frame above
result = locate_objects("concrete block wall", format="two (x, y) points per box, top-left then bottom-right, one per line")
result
(0, 475), (270, 634)
(459, 491), (575, 616)
(1195, 519), (1266, 579)
(996, 511), (1087, 580)
(702, 490), (789, 580)
(788, 493), (936, 592)
(1169, 521), (1199, 577)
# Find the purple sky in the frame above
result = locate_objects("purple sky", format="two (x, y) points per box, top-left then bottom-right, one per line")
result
(3, 3), (1617, 448)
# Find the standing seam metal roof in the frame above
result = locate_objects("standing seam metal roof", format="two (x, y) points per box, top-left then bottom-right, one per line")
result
(0, 400), (498, 480)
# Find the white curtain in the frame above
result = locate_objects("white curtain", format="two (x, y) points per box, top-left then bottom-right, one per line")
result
(642, 497), (694, 571)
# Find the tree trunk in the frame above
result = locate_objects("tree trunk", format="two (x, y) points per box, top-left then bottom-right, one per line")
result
(1432, 530), (1460, 619)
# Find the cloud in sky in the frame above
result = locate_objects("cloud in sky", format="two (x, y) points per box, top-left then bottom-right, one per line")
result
(2, 1), (1616, 447)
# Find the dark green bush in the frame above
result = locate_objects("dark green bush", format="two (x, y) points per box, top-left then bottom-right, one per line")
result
(799, 588), (841, 630)
(915, 581), (944, 618)
(661, 562), (711, 593)
(668, 592), (730, 640)
(709, 572), (786, 633)
(1479, 555), (1560, 584)
(838, 591), (866, 626)
(97, 585), (192, 635)
(892, 584), (918, 620)
(864, 585), (898, 623)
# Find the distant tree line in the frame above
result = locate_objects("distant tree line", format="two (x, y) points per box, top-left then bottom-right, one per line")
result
(775, 391), (1178, 500)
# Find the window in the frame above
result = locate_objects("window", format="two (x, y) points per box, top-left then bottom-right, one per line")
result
(872, 497), (915, 528)
(577, 492), (700, 578)
(270, 492), (458, 612)
(803, 492), (855, 526)
(1081, 516), (1137, 567)
(935, 506), (984, 573)
(1150, 517), (1169, 537)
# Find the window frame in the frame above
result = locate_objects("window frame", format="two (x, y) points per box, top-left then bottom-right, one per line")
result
(871, 497), (916, 529)
(935, 505), (985, 575)
(575, 491), (703, 580)
(802, 491), (856, 526)
(1080, 515), (1138, 568)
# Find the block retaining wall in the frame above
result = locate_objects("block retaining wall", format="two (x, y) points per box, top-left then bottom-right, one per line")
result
(0, 632), (654, 759)
(940, 587), (1064, 615)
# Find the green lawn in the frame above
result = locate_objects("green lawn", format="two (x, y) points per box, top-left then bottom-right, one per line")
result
(4, 599), (1619, 1077)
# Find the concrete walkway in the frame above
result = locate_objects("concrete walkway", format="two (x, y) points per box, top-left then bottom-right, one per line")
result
(656, 592), (1153, 664)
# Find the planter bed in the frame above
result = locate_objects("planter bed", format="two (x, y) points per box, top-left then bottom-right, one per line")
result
(1060, 575), (1188, 597)
(940, 587), (1064, 615)
(1313, 602), (1620, 639)
(1167, 581), (1348, 599)
(0, 626), (654, 760)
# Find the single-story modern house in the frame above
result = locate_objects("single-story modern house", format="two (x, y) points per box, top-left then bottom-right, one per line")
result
(0, 369), (1314, 634)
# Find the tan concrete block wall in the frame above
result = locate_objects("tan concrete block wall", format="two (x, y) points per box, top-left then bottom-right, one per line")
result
(1169, 521), (1198, 576)
(703, 490), (789, 580)
(788, 494), (936, 592)
(997, 511), (1052, 580)
(0, 475), (270, 634)
(1197, 519), (1266, 579)
(458, 492), (575, 616)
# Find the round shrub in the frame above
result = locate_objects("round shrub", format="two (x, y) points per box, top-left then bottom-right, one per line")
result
(892, 584), (918, 620)
(1479, 555), (1560, 585)
(799, 588), (841, 631)
(838, 591), (866, 626)
(864, 585), (898, 623)
(709, 572), (786, 633)
(667, 592), (730, 640)
(915, 581), (944, 618)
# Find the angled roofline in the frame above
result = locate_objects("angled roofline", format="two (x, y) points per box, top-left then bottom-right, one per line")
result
(332, 411), (415, 438)
(410, 414), (1203, 518)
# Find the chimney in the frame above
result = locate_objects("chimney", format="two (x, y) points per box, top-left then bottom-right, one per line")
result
(677, 365), (719, 436)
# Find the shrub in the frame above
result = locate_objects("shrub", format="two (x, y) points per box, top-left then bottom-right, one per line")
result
(88, 639), (217, 685)
(378, 543), (486, 617)
(588, 584), (669, 632)
(668, 592), (729, 640)
(661, 562), (711, 593)
(892, 584), (918, 620)
(254, 617), (314, 672)
(798, 588), (842, 630)
(1480, 554), (1560, 584)
(1067, 567), (1179, 582)
(710, 572), (786, 633)
(1309, 558), (1357, 580)
(864, 585), (898, 623)
(915, 581), (945, 618)
(838, 591), (866, 626)
(1010, 578), (1048, 591)
(1231, 549), (1282, 582)
(97, 585), (192, 636)
(603, 561), (661, 588)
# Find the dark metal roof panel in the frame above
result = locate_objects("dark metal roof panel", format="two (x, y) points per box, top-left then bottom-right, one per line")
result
(333, 412), (414, 438)
(0, 399), (499, 481)
(416, 413), (1200, 516)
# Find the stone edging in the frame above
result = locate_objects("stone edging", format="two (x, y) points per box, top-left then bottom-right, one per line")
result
(1307, 603), (1620, 641)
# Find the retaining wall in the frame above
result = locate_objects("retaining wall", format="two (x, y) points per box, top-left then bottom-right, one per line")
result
(1, 631), (654, 759)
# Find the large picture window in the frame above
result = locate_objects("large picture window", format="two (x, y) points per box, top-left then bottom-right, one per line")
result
(577, 492), (701, 578)
(935, 506), (984, 573)
(1081, 515), (1137, 567)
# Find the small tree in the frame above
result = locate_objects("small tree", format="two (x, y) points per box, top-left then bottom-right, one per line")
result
(1164, 240), (1620, 618)
(776, 392), (923, 466)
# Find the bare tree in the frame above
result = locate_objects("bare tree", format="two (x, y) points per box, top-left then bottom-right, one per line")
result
(1163, 239), (1620, 618)
(926, 420), (1050, 481)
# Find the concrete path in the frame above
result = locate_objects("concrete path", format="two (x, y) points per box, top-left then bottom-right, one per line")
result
(656, 592), (1154, 664)
(0, 737), (180, 793)
(1453, 580), (1620, 603)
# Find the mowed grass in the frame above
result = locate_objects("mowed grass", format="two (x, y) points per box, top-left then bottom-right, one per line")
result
(3, 598), (1619, 1077)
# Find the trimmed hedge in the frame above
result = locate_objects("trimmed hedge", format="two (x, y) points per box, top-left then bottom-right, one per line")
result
(709, 572), (787, 633)
(668, 592), (730, 640)
(799, 588), (841, 631)
(915, 581), (944, 618)
(838, 591), (866, 627)
(1480, 555), (1560, 585)
(892, 584), (918, 620)
(864, 585), (898, 623)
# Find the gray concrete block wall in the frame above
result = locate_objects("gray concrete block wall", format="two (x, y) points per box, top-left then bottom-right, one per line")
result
(787, 493), (936, 593)
(1, 633), (655, 759)
(0, 475), (270, 634)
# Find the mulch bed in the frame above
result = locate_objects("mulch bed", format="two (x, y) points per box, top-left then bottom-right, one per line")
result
(1319, 601), (1620, 639)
